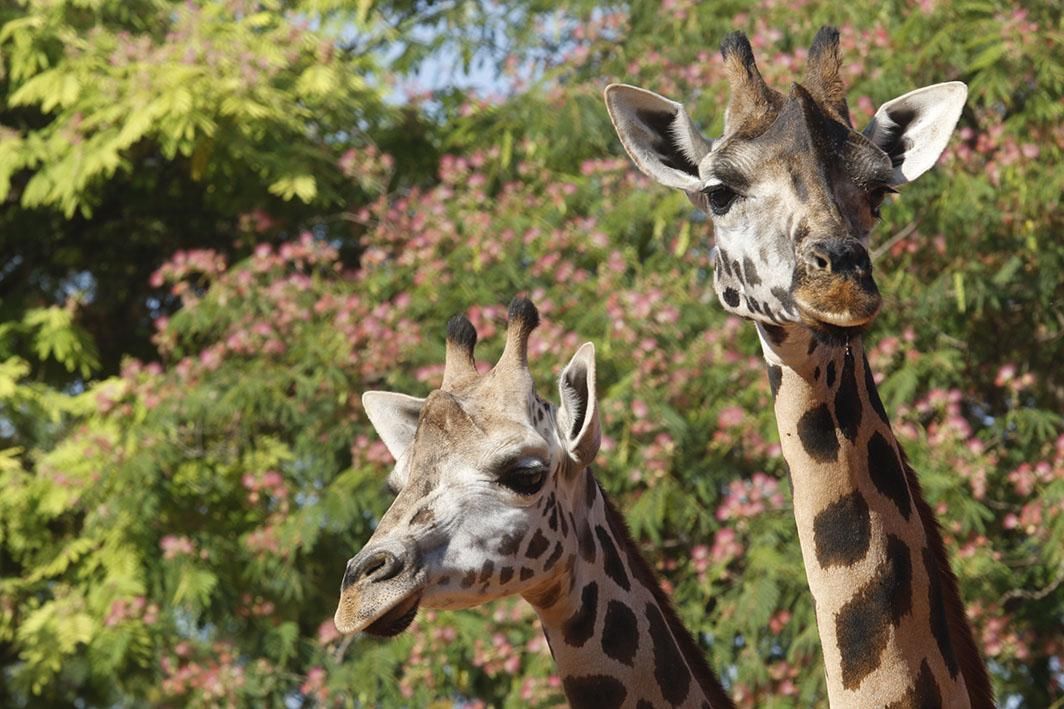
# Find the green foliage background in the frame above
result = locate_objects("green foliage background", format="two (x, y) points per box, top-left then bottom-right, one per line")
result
(0, 0), (1061, 705)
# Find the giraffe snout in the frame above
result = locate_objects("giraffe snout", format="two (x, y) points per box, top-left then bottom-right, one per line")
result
(794, 238), (881, 328)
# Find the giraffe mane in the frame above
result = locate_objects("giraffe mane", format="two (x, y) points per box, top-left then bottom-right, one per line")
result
(599, 487), (734, 707)
(900, 450), (994, 706)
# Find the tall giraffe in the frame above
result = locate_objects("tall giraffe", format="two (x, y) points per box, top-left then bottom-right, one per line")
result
(604, 27), (992, 707)
(335, 299), (734, 709)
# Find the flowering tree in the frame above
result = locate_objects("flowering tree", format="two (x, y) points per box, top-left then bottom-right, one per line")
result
(1, 0), (1061, 706)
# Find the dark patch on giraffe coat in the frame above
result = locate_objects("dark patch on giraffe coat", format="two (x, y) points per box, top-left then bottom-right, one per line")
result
(438, 575), (450, 586)
(924, 547), (959, 678)
(585, 469), (598, 506)
(772, 286), (797, 315)
(767, 364), (783, 401)
(530, 580), (563, 608)
(646, 602), (692, 705)
(807, 336), (818, 355)
(602, 600), (639, 666)
(499, 566), (513, 584)
(578, 519), (597, 563)
(834, 351), (862, 443)
(562, 674), (627, 709)
(835, 533), (914, 689)
(559, 509), (569, 537)
(826, 360), (837, 388)
(796, 404), (839, 462)
(526, 529), (549, 559)
(544, 541), (564, 571)
(718, 249), (733, 276)
(863, 353), (890, 425)
(478, 559), (494, 584)
(497, 531), (524, 556)
(520, 567), (534, 581)
(868, 432), (912, 520)
(886, 659), (943, 709)
(742, 256), (762, 286)
(763, 324), (788, 346)
(460, 569), (477, 588)
(636, 701), (654, 709)
(562, 582), (598, 647)
(722, 287), (741, 308)
(813, 491), (870, 568)
(548, 505), (558, 531)
(813, 365), (821, 381)
(595, 525), (631, 591)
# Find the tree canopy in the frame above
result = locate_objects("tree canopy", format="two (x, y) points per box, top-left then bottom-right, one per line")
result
(0, 0), (1061, 705)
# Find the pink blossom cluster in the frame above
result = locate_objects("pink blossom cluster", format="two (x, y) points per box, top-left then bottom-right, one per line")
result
(948, 123), (1040, 187)
(160, 534), (197, 560)
(241, 470), (289, 509)
(160, 641), (247, 702)
(243, 521), (283, 556)
(104, 596), (159, 627)
(149, 249), (227, 291)
(300, 666), (329, 703)
(236, 593), (275, 619)
(715, 472), (787, 523)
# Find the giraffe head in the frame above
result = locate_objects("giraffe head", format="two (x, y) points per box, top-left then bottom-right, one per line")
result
(605, 27), (966, 335)
(335, 299), (601, 636)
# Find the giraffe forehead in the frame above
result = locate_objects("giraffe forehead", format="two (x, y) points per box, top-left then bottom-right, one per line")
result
(709, 100), (893, 194)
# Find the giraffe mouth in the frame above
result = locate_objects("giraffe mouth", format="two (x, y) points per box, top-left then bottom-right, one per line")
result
(363, 592), (422, 637)
(793, 274), (881, 329)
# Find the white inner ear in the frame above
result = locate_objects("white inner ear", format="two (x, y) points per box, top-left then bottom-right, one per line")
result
(558, 342), (600, 464)
(362, 391), (425, 462)
(604, 83), (711, 192)
(864, 81), (967, 185)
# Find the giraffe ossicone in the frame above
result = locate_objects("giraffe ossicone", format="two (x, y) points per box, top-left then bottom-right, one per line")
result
(335, 298), (734, 709)
(606, 26), (992, 709)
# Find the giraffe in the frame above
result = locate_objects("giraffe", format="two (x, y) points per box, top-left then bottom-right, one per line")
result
(334, 298), (734, 709)
(604, 27), (993, 708)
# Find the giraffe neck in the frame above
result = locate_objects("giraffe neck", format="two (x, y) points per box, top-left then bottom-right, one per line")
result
(522, 468), (733, 709)
(757, 324), (992, 707)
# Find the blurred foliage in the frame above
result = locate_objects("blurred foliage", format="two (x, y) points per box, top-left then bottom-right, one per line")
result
(0, 0), (1061, 706)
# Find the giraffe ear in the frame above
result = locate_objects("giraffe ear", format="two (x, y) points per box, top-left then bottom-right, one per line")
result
(557, 342), (601, 466)
(862, 81), (967, 185)
(604, 83), (711, 193)
(362, 391), (425, 462)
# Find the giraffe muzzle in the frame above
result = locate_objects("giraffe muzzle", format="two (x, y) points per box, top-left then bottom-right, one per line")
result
(793, 238), (881, 328)
(334, 543), (424, 636)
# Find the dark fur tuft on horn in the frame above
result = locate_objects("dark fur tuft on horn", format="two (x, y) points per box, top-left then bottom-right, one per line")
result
(720, 31), (755, 67)
(719, 30), (783, 136)
(446, 315), (477, 352)
(804, 26), (851, 125)
(442, 314), (478, 389)
(495, 297), (540, 371)
(507, 297), (540, 335)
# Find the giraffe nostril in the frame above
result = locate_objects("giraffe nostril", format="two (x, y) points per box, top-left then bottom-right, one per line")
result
(343, 549), (405, 590)
(804, 246), (833, 273)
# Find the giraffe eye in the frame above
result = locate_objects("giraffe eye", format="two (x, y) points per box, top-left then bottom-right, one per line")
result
(868, 185), (898, 218)
(703, 185), (739, 216)
(499, 460), (548, 496)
